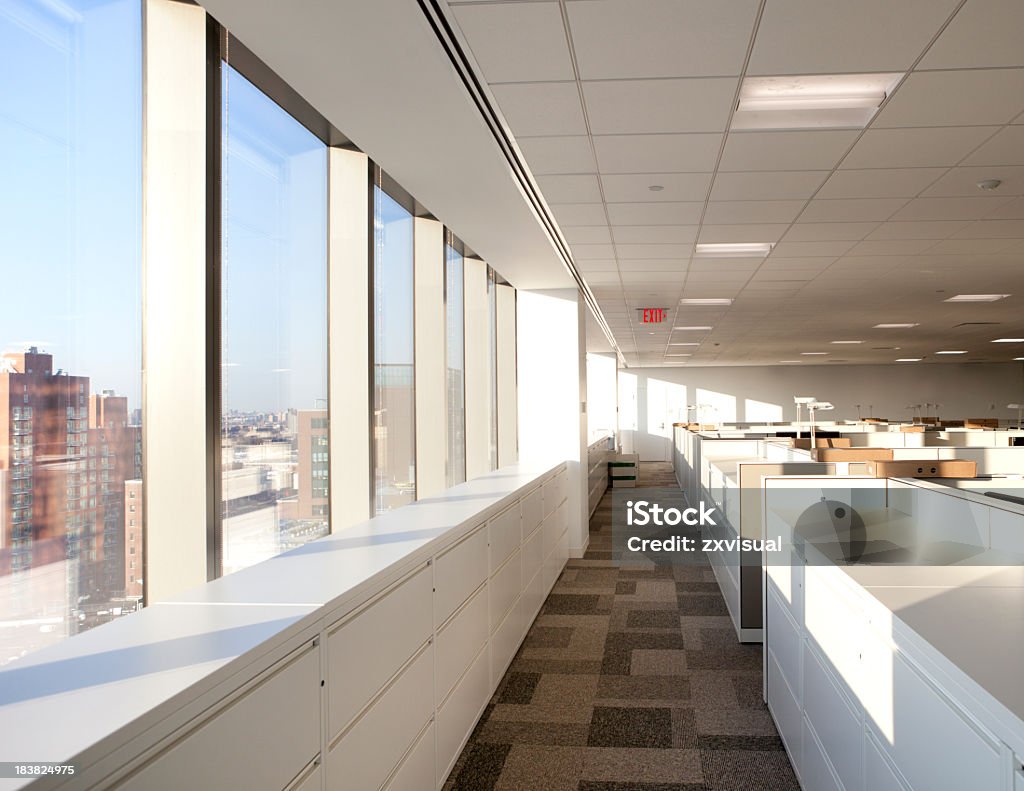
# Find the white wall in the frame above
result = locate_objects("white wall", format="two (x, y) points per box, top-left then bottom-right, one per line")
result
(629, 363), (1024, 424)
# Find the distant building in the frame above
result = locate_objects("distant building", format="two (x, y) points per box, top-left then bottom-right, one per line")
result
(297, 410), (328, 520)
(0, 349), (141, 647)
(124, 479), (143, 599)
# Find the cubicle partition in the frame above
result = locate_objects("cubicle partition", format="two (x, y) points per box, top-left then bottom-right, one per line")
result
(763, 475), (1024, 791)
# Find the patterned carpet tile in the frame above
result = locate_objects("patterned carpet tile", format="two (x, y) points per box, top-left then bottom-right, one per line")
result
(444, 463), (799, 791)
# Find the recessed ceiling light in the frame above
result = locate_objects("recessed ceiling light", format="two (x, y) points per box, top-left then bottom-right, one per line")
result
(670, 342), (699, 346)
(935, 350), (967, 355)
(648, 184), (664, 192)
(801, 352), (828, 355)
(779, 360), (801, 363)
(896, 358), (923, 362)
(992, 338), (1024, 343)
(694, 242), (773, 258)
(674, 325), (712, 331)
(666, 353), (692, 357)
(830, 340), (862, 344)
(732, 73), (902, 130)
(944, 294), (1010, 302)
(874, 323), (919, 329)
(679, 298), (733, 306)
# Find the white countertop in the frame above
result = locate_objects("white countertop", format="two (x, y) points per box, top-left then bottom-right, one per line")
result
(0, 460), (563, 786)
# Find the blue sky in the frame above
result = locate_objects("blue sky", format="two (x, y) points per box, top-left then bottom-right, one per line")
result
(0, 0), (142, 408)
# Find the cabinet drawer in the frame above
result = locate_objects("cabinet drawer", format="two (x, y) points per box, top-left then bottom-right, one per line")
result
(327, 564), (432, 735)
(435, 526), (488, 627)
(117, 642), (320, 791)
(436, 646), (490, 784)
(490, 549), (522, 631)
(436, 584), (488, 705)
(326, 643), (434, 791)
(523, 518), (544, 582)
(803, 641), (861, 791)
(491, 597), (524, 683)
(489, 503), (521, 573)
(521, 486), (543, 538)
(383, 721), (435, 791)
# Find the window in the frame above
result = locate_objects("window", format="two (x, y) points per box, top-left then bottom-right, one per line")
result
(445, 241), (466, 487)
(0, 0), (142, 664)
(372, 183), (416, 513)
(220, 64), (329, 575)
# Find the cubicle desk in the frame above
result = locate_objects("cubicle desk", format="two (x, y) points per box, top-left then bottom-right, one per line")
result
(764, 477), (1024, 791)
(0, 462), (572, 791)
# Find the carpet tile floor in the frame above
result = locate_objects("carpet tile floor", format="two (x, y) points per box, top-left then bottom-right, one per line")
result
(443, 462), (800, 791)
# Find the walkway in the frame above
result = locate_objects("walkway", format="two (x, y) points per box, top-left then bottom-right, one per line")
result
(444, 461), (799, 791)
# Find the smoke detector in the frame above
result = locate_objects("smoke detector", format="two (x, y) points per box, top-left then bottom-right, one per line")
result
(977, 179), (1002, 191)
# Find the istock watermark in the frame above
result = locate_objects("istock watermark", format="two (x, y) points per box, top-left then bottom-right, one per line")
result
(625, 499), (719, 527)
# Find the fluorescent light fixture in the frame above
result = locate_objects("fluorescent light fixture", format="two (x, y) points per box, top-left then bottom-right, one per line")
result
(780, 360), (801, 363)
(992, 338), (1024, 343)
(831, 340), (862, 344)
(733, 73), (902, 130)
(896, 358), (923, 362)
(694, 242), (773, 258)
(673, 325), (712, 331)
(944, 294), (1010, 302)
(670, 342), (700, 346)
(679, 298), (733, 306)
(1015, 357), (1024, 361)
(874, 323), (919, 329)
(666, 353), (692, 357)
(935, 350), (967, 355)
(801, 352), (828, 355)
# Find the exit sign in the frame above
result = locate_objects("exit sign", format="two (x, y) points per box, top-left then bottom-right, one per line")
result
(639, 308), (667, 324)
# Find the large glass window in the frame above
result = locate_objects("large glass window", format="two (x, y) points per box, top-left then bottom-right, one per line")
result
(445, 241), (466, 488)
(373, 185), (416, 512)
(0, 0), (142, 664)
(220, 65), (329, 576)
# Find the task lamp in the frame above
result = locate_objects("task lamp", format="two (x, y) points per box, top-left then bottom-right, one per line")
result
(794, 396), (816, 439)
(807, 401), (834, 445)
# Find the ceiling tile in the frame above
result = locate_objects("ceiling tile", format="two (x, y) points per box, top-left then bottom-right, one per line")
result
(950, 219), (1024, 238)
(925, 238), (1018, 255)
(890, 196), (1013, 221)
(799, 198), (908, 222)
(986, 197), (1024, 220)
(537, 173), (603, 203)
(454, 2), (574, 83)
(592, 133), (722, 174)
(747, 0), (959, 75)
(697, 224), (791, 243)
(576, 258), (619, 271)
(770, 240), (859, 257)
(760, 256), (837, 269)
(570, 242), (617, 259)
(567, 0), (759, 79)
(552, 203), (609, 226)
(842, 127), (1000, 169)
(704, 200), (806, 224)
(612, 225), (699, 243)
(619, 270), (686, 283)
(920, 166), (1024, 197)
(918, 0), (1024, 69)
(864, 220), (970, 239)
(710, 171), (829, 201)
(518, 136), (596, 175)
(618, 258), (691, 271)
(491, 82), (587, 136)
(719, 130), (859, 172)
(782, 222), (880, 241)
(601, 172), (712, 202)
(614, 243), (694, 259)
(583, 78), (738, 134)
(846, 238), (938, 255)
(563, 225), (612, 244)
(581, 271), (621, 284)
(960, 126), (1024, 167)
(874, 69), (1024, 128)
(753, 269), (818, 281)
(817, 168), (947, 199)
(606, 202), (705, 225)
